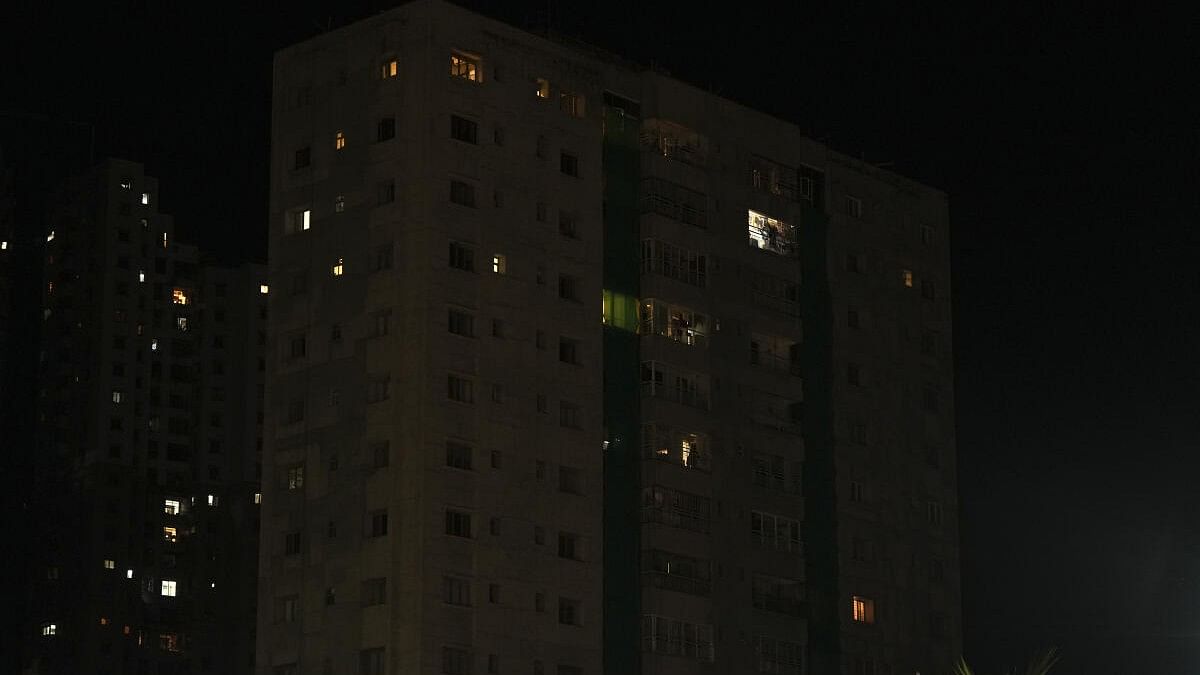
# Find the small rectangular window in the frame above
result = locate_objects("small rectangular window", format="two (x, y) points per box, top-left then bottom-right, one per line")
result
(373, 244), (393, 271)
(285, 208), (311, 234)
(450, 52), (482, 82)
(442, 647), (470, 675)
(443, 576), (471, 606)
(535, 78), (550, 99)
(450, 180), (476, 207)
(448, 374), (474, 403)
(558, 274), (579, 301)
(448, 308), (475, 337)
(559, 401), (580, 429)
(381, 59), (398, 78)
(559, 92), (585, 118)
(558, 598), (580, 625)
(558, 337), (580, 365)
(375, 117), (396, 143)
(492, 254), (506, 274)
(449, 242), (475, 271)
(560, 152), (579, 177)
(294, 147), (311, 169)
(362, 577), (387, 606)
(446, 441), (473, 470)
(335, 131), (346, 150)
(361, 648), (385, 675)
(558, 211), (578, 238)
(558, 466), (581, 495)
(445, 509), (472, 538)
(377, 180), (395, 205)
(844, 195), (863, 218)
(161, 579), (177, 597)
(450, 115), (478, 144)
(368, 510), (388, 537)
(372, 442), (390, 468)
(852, 595), (875, 623)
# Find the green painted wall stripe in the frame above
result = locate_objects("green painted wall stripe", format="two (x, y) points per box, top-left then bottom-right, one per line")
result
(601, 104), (642, 675)
(800, 203), (840, 674)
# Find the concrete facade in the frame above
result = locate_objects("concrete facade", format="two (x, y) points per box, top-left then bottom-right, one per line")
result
(262, 3), (959, 675)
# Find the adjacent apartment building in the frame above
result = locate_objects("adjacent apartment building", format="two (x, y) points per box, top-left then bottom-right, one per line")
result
(260, 2), (960, 674)
(24, 159), (265, 675)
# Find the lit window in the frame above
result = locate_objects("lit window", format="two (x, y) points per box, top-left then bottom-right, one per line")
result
(747, 210), (796, 256)
(160, 633), (181, 652)
(286, 208), (311, 234)
(138, 270), (145, 283)
(161, 232), (168, 249)
(335, 131), (346, 150)
(560, 92), (585, 118)
(902, 270), (914, 288)
(172, 288), (189, 305)
(382, 59), (398, 78)
(176, 317), (188, 332)
(103, 559), (115, 569)
(46, 230), (55, 242)
(161, 580), (177, 597)
(41, 623), (56, 636)
(164, 499), (179, 514)
(111, 391), (123, 403)
(450, 52), (481, 82)
(1, 241), (7, 250)
(150, 338), (158, 351)
(207, 494), (218, 507)
(99, 617), (109, 625)
(332, 258), (344, 276)
(141, 193), (151, 205)
(852, 595), (875, 623)
(287, 466), (304, 490)
(163, 526), (178, 543)
(259, 284), (269, 294)
(492, 255), (506, 274)
(126, 569), (134, 579)
(254, 492), (262, 505)
(535, 78), (550, 99)
(334, 195), (345, 212)
(119, 179), (132, 189)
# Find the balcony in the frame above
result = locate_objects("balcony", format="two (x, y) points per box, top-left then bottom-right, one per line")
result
(642, 425), (711, 472)
(641, 506), (710, 534)
(642, 571), (711, 596)
(641, 361), (710, 410)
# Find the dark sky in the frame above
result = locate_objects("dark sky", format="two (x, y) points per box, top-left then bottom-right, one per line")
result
(6, 2), (1200, 673)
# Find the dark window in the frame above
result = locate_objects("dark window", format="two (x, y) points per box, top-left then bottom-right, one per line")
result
(377, 117), (396, 142)
(559, 402), (580, 429)
(450, 115), (478, 144)
(362, 578), (387, 606)
(443, 576), (471, 606)
(369, 510), (388, 537)
(450, 180), (476, 207)
(558, 274), (578, 301)
(284, 531), (301, 555)
(448, 375), (473, 403)
(446, 441), (473, 469)
(360, 648), (385, 675)
(377, 180), (395, 205)
(445, 510), (472, 538)
(557, 532), (579, 559)
(558, 598), (580, 625)
(558, 211), (578, 238)
(374, 244), (394, 271)
(558, 467), (581, 495)
(448, 242), (475, 271)
(560, 152), (579, 177)
(372, 442), (390, 468)
(558, 338), (580, 365)
(448, 309), (475, 337)
(442, 647), (469, 675)
(921, 279), (937, 300)
(294, 147), (311, 169)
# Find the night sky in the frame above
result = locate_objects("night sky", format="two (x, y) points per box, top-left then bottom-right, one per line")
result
(6, 2), (1200, 673)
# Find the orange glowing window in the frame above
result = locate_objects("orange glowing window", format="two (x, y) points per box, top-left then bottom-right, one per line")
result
(902, 270), (914, 288)
(382, 60), (398, 79)
(535, 78), (550, 99)
(172, 288), (189, 305)
(852, 595), (875, 623)
(162, 526), (178, 543)
(450, 52), (481, 82)
(335, 131), (346, 150)
(331, 258), (344, 277)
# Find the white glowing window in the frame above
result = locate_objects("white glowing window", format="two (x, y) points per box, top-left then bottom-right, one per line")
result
(450, 52), (481, 82)
(176, 317), (188, 332)
(41, 623), (56, 636)
(150, 339), (158, 351)
(119, 179), (132, 190)
(210, 581), (216, 589)
(1, 241), (8, 250)
(164, 499), (181, 515)
(163, 526), (178, 543)
(492, 255), (506, 274)
(112, 391), (123, 403)
(207, 494), (218, 507)
(126, 569), (134, 579)
(286, 209), (311, 234)
(259, 284), (269, 294)
(141, 193), (151, 205)
(161, 580), (177, 597)
(382, 59), (398, 78)
(334, 195), (345, 212)
(254, 492), (262, 504)
(46, 230), (55, 242)
(331, 258), (344, 276)
(103, 559), (115, 569)
(138, 270), (145, 283)
(161, 232), (168, 249)
(335, 131), (346, 150)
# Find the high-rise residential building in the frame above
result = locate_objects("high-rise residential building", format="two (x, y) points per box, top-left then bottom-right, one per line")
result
(24, 158), (266, 675)
(261, 2), (960, 674)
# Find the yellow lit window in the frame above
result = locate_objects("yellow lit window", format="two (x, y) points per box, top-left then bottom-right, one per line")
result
(335, 131), (346, 150)
(450, 52), (482, 82)
(160, 580), (177, 597)
(100, 617), (109, 626)
(492, 254), (506, 274)
(172, 288), (189, 305)
(382, 59), (398, 78)
(259, 284), (269, 294)
(162, 526), (178, 543)
(852, 595), (875, 623)
(902, 270), (914, 288)
(161, 232), (168, 249)
(332, 258), (344, 276)
(103, 559), (115, 569)
(535, 78), (550, 99)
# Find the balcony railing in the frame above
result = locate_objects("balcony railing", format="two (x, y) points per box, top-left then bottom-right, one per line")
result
(641, 381), (710, 410)
(750, 350), (800, 375)
(641, 506), (710, 534)
(642, 571), (712, 596)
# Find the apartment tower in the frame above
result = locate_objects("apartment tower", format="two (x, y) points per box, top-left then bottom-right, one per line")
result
(25, 159), (265, 675)
(261, 3), (960, 674)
